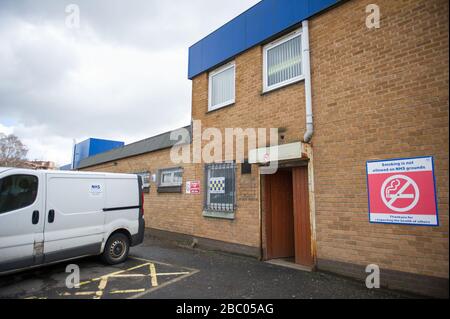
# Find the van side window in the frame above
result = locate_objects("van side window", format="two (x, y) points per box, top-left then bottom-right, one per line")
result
(0, 175), (38, 214)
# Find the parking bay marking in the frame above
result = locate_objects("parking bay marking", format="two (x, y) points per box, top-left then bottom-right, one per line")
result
(128, 257), (200, 299)
(24, 256), (198, 299)
(80, 259), (194, 298)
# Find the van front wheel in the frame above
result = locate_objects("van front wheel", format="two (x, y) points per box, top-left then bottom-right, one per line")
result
(101, 233), (130, 265)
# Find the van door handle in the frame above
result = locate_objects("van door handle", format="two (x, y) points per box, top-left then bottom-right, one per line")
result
(48, 210), (55, 223)
(32, 211), (39, 225)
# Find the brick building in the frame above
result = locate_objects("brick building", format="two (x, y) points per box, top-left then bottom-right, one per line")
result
(79, 0), (449, 297)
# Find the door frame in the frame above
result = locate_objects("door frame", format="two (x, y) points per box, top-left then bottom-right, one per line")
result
(264, 168), (295, 260)
(262, 160), (316, 268)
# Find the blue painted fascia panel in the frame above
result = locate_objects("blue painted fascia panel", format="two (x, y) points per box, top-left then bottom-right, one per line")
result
(88, 139), (124, 157)
(188, 0), (340, 79)
(73, 138), (124, 169)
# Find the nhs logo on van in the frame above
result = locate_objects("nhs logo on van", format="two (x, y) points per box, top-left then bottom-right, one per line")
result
(89, 183), (103, 196)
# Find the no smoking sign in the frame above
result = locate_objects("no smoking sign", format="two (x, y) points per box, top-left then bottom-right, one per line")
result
(381, 175), (419, 213)
(366, 157), (438, 226)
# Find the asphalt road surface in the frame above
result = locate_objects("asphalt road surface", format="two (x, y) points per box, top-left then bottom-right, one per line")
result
(0, 235), (417, 299)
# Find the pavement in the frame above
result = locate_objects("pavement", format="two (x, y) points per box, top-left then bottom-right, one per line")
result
(0, 235), (417, 299)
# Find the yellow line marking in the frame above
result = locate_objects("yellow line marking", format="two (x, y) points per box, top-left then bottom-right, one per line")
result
(74, 291), (97, 296)
(94, 277), (108, 299)
(149, 263), (158, 287)
(110, 289), (145, 294)
(23, 257), (199, 300)
(98, 277), (108, 290)
(94, 292), (103, 299)
(78, 280), (92, 286)
(110, 274), (146, 278)
(110, 271), (191, 278)
(79, 262), (152, 287)
(130, 256), (197, 271)
(79, 262), (156, 299)
(92, 263), (152, 282)
(129, 269), (201, 300)
(157, 272), (191, 276)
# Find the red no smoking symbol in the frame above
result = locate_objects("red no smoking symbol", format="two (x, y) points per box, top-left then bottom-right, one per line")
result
(381, 175), (420, 213)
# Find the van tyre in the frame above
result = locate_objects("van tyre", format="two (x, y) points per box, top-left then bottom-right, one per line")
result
(102, 233), (130, 265)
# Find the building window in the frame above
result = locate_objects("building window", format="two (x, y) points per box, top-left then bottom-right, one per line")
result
(263, 29), (303, 92)
(204, 162), (236, 219)
(208, 62), (235, 112)
(136, 171), (151, 193)
(0, 175), (38, 214)
(157, 167), (183, 193)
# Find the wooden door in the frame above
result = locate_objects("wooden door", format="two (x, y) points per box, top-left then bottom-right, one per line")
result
(265, 170), (295, 259)
(292, 167), (314, 267)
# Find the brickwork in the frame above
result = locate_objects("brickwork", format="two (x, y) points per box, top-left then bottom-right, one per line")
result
(311, 0), (449, 279)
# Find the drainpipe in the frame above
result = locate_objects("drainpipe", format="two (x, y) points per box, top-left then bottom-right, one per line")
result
(302, 20), (313, 143)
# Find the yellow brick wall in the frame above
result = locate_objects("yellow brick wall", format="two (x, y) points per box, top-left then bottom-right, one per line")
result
(311, 0), (449, 279)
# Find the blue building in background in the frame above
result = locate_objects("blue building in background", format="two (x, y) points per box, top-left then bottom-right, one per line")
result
(71, 138), (124, 169)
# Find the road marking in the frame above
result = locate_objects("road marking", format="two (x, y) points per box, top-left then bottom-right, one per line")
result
(111, 271), (192, 278)
(130, 256), (197, 270)
(150, 263), (158, 287)
(23, 256), (199, 300)
(129, 269), (200, 299)
(86, 262), (153, 284)
(74, 291), (97, 296)
(111, 274), (147, 278)
(157, 272), (191, 276)
(110, 289), (145, 294)
(94, 277), (108, 299)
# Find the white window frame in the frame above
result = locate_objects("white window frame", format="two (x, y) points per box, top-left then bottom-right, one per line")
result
(159, 168), (183, 187)
(208, 61), (236, 112)
(263, 28), (304, 93)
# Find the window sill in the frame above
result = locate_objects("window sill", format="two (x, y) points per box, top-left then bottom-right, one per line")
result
(207, 101), (235, 114)
(157, 185), (182, 193)
(261, 77), (305, 96)
(203, 210), (235, 220)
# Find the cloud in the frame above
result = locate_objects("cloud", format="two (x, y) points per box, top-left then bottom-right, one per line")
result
(0, 123), (14, 135)
(0, 0), (261, 166)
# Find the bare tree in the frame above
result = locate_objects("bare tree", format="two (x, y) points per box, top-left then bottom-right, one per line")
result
(0, 133), (29, 168)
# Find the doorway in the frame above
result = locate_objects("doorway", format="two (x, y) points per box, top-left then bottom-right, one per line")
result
(264, 165), (314, 268)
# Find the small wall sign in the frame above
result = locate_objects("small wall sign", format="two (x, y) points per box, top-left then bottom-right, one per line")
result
(186, 181), (201, 194)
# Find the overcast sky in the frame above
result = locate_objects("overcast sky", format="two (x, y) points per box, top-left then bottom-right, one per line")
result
(0, 0), (260, 166)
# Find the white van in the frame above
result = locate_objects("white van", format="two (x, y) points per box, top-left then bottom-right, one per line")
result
(0, 168), (145, 275)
